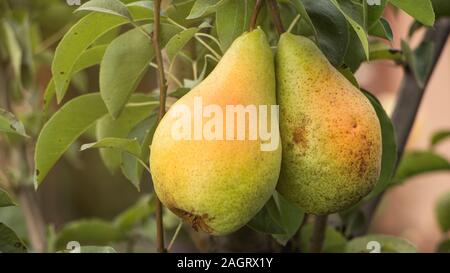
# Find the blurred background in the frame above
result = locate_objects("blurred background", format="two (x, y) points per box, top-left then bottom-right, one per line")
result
(0, 1), (449, 252)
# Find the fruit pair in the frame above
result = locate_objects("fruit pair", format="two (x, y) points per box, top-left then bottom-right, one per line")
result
(150, 29), (381, 235)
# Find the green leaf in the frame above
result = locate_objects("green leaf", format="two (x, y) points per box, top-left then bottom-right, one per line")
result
(169, 87), (191, 99)
(121, 115), (158, 188)
(330, 0), (369, 59)
(291, 0), (318, 42)
(35, 93), (108, 187)
(247, 204), (285, 235)
(0, 108), (28, 137)
(369, 42), (403, 62)
(216, 0), (246, 52)
(435, 191), (450, 232)
(52, 6), (151, 103)
(81, 137), (142, 158)
(433, 0), (450, 18)
(0, 223), (27, 253)
(44, 45), (107, 112)
(0, 188), (15, 207)
(363, 91), (397, 199)
(369, 18), (393, 41)
(187, 0), (225, 19)
(301, 0), (349, 66)
(76, 0), (132, 19)
(100, 23), (180, 118)
(1, 20), (22, 80)
(367, 0), (387, 28)
(394, 151), (450, 184)
(300, 224), (347, 253)
(338, 66), (359, 87)
(389, 0), (435, 26)
(344, 28), (366, 72)
(402, 40), (435, 88)
(166, 27), (198, 61)
(269, 192), (304, 245)
(346, 234), (416, 253)
(55, 219), (123, 250)
(437, 239), (450, 253)
(95, 94), (158, 174)
(431, 130), (450, 148)
(114, 195), (155, 231)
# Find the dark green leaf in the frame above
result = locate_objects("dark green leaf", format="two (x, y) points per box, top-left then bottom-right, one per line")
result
(301, 0), (349, 66)
(187, 0), (225, 19)
(389, 0), (435, 26)
(114, 195), (155, 231)
(269, 192), (304, 245)
(0, 188), (15, 207)
(367, 0), (387, 28)
(431, 130), (450, 148)
(0, 108), (28, 137)
(0, 223), (27, 253)
(437, 239), (450, 253)
(55, 219), (123, 250)
(81, 137), (142, 158)
(216, 0), (246, 52)
(35, 93), (108, 187)
(435, 191), (450, 232)
(369, 17), (393, 41)
(363, 91), (397, 199)
(100, 23), (179, 118)
(394, 151), (450, 184)
(95, 94), (158, 174)
(166, 27), (198, 61)
(346, 234), (416, 253)
(76, 0), (132, 19)
(247, 204), (285, 235)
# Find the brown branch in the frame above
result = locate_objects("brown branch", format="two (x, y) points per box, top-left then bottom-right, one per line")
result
(152, 0), (166, 253)
(249, 0), (264, 31)
(266, 0), (285, 35)
(310, 215), (328, 253)
(357, 18), (450, 236)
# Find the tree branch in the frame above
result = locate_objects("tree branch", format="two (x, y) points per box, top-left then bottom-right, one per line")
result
(359, 18), (450, 236)
(249, 0), (264, 31)
(310, 215), (328, 253)
(152, 0), (166, 253)
(266, 0), (285, 35)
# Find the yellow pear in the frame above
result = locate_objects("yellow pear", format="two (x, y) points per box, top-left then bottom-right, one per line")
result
(150, 29), (281, 235)
(276, 33), (382, 215)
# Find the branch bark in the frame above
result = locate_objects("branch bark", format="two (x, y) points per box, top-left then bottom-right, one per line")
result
(359, 18), (450, 236)
(266, 0), (285, 35)
(249, 0), (264, 31)
(152, 0), (166, 253)
(310, 215), (328, 253)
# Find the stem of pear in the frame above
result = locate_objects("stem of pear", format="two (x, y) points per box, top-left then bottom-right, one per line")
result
(249, 0), (264, 31)
(152, 0), (166, 253)
(266, 0), (285, 35)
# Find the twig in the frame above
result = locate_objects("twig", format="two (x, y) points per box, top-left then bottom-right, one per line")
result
(310, 215), (328, 253)
(266, 0), (285, 34)
(167, 221), (183, 252)
(249, 0), (264, 31)
(152, 0), (166, 253)
(358, 18), (450, 236)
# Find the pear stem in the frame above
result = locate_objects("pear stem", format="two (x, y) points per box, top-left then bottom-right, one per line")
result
(266, 0), (285, 35)
(310, 215), (328, 253)
(152, 0), (166, 253)
(249, 0), (264, 31)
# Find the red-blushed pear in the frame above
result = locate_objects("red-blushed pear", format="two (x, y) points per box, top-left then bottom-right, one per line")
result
(150, 29), (281, 235)
(276, 33), (382, 215)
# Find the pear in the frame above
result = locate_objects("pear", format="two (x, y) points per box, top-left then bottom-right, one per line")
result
(276, 33), (382, 215)
(150, 29), (281, 235)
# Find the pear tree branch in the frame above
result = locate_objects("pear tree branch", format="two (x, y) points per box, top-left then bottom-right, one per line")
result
(310, 215), (328, 253)
(249, 0), (264, 31)
(266, 0), (285, 35)
(152, 0), (166, 253)
(359, 18), (450, 236)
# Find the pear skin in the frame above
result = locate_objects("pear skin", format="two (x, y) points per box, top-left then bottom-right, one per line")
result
(276, 33), (382, 215)
(150, 29), (281, 235)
